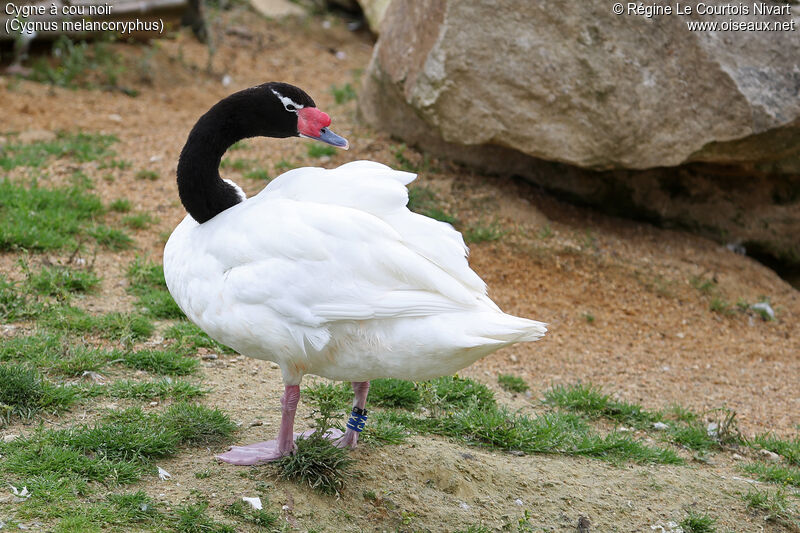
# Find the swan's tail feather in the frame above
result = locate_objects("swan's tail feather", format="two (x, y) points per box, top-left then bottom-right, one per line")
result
(466, 313), (547, 346)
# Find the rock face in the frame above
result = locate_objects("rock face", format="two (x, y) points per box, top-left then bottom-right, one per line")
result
(359, 0), (800, 267)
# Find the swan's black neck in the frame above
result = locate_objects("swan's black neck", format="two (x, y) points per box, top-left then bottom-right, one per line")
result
(177, 84), (311, 224)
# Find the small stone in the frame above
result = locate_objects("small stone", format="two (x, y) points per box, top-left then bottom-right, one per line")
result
(150, 155), (163, 162)
(732, 453), (744, 461)
(759, 449), (781, 462)
(3, 434), (20, 443)
(508, 450), (525, 456)
(652, 422), (669, 430)
(202, 353), (218, 360)
(270, 362), (280, 369)
(108, 113), (122, 122)
(249, 420), (264, 427)
(509, 354), (518, 363)
(458, 501), (470, 511)
(222, 74), (232, 87)
(750, 302), (775, 320)
(514, 498), (524, 506)
(149, 401), (159, 407)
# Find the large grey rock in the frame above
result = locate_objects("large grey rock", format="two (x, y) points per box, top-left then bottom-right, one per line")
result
(361, 0), (800, 170)
(360, 0), (800, 268)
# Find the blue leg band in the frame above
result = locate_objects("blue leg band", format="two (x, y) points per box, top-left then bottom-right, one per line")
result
(346, 407), (368, 432)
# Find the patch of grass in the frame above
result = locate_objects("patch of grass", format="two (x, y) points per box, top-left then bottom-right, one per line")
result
(121, 349), (198, 376)
(709, 297), (735, 316)
(304, 381), (350, 430)
(108, 198), (133, 212)
(89, 224), (134, 250)
(741, 462), (800, 487)
(680, 510), (717, 533)
(99, 158), (132, 170)
(41, 306), (154, 344)
(274, 159), (293, 172)
(126, 257), (183, 318)
(427, 375), (496, 410)
(164, 321), (235, 355)
(0, 364), (77, 423)
(135, 169), (159, 181)
(275, 433), (355, 495)
(29, 35), (125, 90)
(370, 378), (420, 409)
(465, 219), (507, 243)
(0, 274), (40, 320)
(53, 346), (116, 376)
(361, 411), (409, 446)
(543, 383), (659, 428)
(498, 374), (529, 394)
(307, 144), (337, 158)
(224, 499), (279, 529)
(582, 311), (595, 323)
(107, 379), (207, 401)
(330, 82), (357, 104)
(668, 423), (718, 452)
(690, 275), (717, 294)
(0, 332), (65, 365)
(742, 487), (799, 527)
(176, 501), (235, 533)
(0, 179), (105, 251)
(752, 433), (800, 466)
(407, 186), (458, 224)
(221, 157), (255, 171)
(244, 168), (271, 181)
(0, 131), (118, 170)
(160, 401), (237, 444)
(228, 140), (250, 151)
(24, 263), (100, 297)
(122, 212), (157, 230)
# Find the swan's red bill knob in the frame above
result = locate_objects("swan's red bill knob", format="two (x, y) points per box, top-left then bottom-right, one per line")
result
(297, 107), (349, 149)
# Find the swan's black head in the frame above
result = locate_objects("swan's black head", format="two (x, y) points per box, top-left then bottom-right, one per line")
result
(177, 82), (349, 224)
(205, 82), (349, 148)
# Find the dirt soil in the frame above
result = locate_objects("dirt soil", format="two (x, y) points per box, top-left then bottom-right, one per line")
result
(1, 6), (798, 532)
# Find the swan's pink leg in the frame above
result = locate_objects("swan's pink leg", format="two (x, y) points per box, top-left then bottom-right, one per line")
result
(216, 384), (301, 465)
(335, 381), (370, 449)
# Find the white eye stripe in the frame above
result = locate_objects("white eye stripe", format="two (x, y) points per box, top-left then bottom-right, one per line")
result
(271, 89), (304, 113)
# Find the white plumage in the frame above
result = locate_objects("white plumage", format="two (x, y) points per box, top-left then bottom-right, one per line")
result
(164, 160), (546, 386)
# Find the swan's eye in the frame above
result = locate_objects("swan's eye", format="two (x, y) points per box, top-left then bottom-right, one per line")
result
(286, 104), (296, 112)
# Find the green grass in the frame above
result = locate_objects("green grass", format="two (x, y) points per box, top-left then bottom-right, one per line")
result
(244, 168), (271, 180)
(220, 157), (255, 171)
(752, 433), (800, 465)
(307, 144), (337, 158)
(164, 320), (236, 355)
(680, 510), (717, 533)
(41, 305), (154, 344)
(176, 501), (235, 533)
(0, 179), (105, 251)
(465, 219), (507, 243)
(89, 224), (134, 250)
(121, 349), (199, 375)
(741, 461), (800, 487)
(106, 379), (207, 400)
(122, 212), (157, 229)
(0, 274), (40, 320)
(274, 159), (293, 172)
(0, 131), (118, 170)
(369, 378), (421, 409)
(126, 256), (183, 318)
(275, 433), (355, 496)
(427, 375), (496, 410)
(99, 158), (132, 170)
(742, 487), (799, 527)
(498, 374), (529, 393)
(224, 499), (279, 528)
(543, 383), (659, 428)
(24, 263), (100, 297)
(0, 363), (77, 423)
(407, 186), (458, 224)
(361, 411), (409, 446)
(330, 82), (357, 104)
(108, 198), (133, 212)
(135, 169), (159, 181)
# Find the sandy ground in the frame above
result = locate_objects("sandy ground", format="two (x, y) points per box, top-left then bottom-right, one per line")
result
(1, 6), (798, 532)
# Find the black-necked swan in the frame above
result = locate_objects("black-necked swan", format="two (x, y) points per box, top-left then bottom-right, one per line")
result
(163, 82), (547, 465)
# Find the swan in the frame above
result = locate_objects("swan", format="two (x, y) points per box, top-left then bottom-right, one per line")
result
(163, 82), (547, 465)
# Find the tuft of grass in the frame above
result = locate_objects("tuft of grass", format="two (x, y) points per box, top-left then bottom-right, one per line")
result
(223, 499), (279, 528)
(275, 433), (355, 495)
(0, 131), (118, 170)
(164, 320), (235, 355)
(41, 306), (154, 344)
(0, 364), (77, 423)
(498, 374), (529, 394)
(465, 219), (507, 243)
(160, 401), (237, 445)
(135, 169), (159, 181)
(0, 274), (40, 320)
(126, 257), (183, 318)
(543, 383), (659, 428)
(304, 381), (350, 431)
(107, 379), (207, 401)
(741, 461), (800, 487)
(361, 411), (409, 446)
(307, 144), (337, 158)
(109, 198), (133, 212)
(25, 264), (100, 297)
(680, 510), (717, 533)
(122, 212), (157, 230)
(709, 297), (735, 316)
(690, 275), (717, 294)
(330, 82), (357, 104)
(244, 168), (271, 181)
(742, 487), (799, 527)
(274, 159), (294, 172)
(427, 375), (496, 410)
(407, 186), (458, 225)
(176, 501), (235, 533)
(89, 225), (134, 250)
(121, 349), (199, 376)
(582, 311), (596, 323)
(669, 423), (718, 452)
(369, 378), (420, 409)
(752, 433), (800, 466)
(0, 179), (105, 251)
